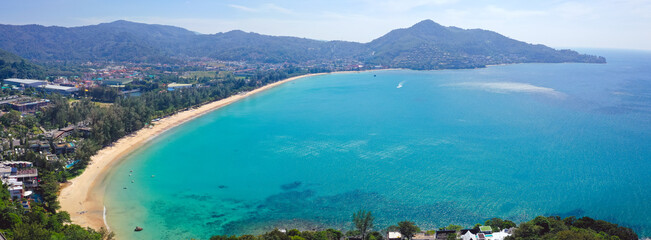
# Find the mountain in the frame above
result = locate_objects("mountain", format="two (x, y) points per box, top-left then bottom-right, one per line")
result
(0, 20), (605, 69)
(0, 48), (45, 79)
(367, 20), (605, 69)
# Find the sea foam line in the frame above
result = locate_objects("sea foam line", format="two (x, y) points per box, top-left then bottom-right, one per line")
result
(443, 82), (564, 97)
(103, 205), (109, 231)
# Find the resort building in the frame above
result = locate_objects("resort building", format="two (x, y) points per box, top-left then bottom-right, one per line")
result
(458, 226), (512, 240)
(29, 140), (51, 153)
(0, 161), (39, 200)
(54, 142), (75, 154)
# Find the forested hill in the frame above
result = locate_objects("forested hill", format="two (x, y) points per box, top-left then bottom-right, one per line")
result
(0, 19), (605, 69)
(366, 20), (606, 69)
(0, 48), (45, 79)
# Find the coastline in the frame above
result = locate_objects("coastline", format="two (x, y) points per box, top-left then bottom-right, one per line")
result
(58, 72), (329, 231)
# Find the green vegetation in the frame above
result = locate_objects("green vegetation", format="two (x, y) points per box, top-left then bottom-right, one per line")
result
(397, 221), (420, 240)
(0, 49), (45, 80)
(208, 214), (637, 240)
(0, 20), (605, 69)
(0, 65), (325, 239)
(506, 216), (638, 240)
(0, 183), (113, 239)
(352, 210), (374, 240)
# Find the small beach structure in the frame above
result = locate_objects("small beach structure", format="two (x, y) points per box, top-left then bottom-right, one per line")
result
(387, 232), (402, 240)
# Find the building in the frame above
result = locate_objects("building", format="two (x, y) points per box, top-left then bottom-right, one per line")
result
(479, 226), (493, 234)
(54, 142), (75, 155)
(29, 140), (51, 152)
(460, 231), (477, 240)
(413, 232), (436, 240)
(3, 78), (47, 88)
(8, 98), (50, 112)
(167, 83), (193, 91)
(6, 178), (23, 199)
(460, 229), (480, 240)
(1, 161), (39, 200)
(41, 84), (78, 95)
(460, 227), (511, 240)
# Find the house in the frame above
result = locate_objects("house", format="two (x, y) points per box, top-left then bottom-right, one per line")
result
(6, 178), (23, 199)
(460, 231), (477, 240)
(459, 229), (479, 240)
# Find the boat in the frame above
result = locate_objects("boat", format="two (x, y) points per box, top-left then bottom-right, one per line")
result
(134, 226), (143, 232)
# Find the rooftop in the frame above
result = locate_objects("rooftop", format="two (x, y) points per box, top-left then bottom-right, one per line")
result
(479, 226), (493, 232)
(3, 78), (46, 85)
(42, 84), (78, 91)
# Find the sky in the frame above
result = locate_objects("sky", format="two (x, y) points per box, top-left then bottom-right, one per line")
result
(1, 0), (650, 50)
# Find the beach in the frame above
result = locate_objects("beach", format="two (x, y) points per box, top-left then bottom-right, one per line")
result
(58, 72), (328, 230)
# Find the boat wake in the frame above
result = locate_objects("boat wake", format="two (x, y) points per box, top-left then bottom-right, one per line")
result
(397, 81), (405, 88)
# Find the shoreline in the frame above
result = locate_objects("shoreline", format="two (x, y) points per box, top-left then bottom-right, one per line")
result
(58, 72), (332, 231)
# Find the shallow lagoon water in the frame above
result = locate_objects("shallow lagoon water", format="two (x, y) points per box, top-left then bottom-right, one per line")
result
(105, 50), (651, 239)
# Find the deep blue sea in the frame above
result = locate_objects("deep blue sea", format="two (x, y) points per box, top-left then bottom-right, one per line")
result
(104, 49), (651, 239)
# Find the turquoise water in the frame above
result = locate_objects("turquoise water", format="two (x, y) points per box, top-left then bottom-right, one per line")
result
(104, 49), (651, 239)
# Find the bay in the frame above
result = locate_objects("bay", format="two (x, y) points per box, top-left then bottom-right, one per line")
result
(104, 49), (651, 239)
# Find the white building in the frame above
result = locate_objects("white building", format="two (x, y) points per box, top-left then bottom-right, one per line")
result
(3, 78), (47, 88)
(41, 84), (78, 95)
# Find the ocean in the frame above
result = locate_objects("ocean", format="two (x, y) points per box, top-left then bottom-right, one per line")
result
(104, 49), (651, 239)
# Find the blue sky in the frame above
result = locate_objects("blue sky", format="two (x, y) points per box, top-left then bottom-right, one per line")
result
(1, 0), (650, 50)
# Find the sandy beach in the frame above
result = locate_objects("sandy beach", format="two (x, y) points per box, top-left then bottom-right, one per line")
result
(58, 72), (328, 230)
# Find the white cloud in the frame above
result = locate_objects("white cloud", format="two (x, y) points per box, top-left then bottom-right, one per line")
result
(228, 4), (258, 12)
(262, 3), (293, 14)
(484, 5), (547, 19)
(359, 0), (459, 12)
(228, 3), (294, 14)
(554, 2), (593, 19)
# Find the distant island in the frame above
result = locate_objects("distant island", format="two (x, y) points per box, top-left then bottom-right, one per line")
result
(0, 19), (605, 70)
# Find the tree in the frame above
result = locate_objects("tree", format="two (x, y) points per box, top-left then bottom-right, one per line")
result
(325, 229), (343, 240)
(485, 218), (516, 231)
(368, 231), (384, 240)
(397, 221), (420, 240)
(352, 210), (374, 240)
